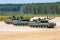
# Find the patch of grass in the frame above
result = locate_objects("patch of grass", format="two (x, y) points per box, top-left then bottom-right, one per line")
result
(0, 14), (60, 21)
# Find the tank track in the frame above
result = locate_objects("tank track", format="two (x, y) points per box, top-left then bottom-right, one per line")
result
(29, 25), (54, 28)
(13, 23), (28, 26)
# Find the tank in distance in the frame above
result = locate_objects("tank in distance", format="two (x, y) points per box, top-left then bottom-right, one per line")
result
(12, 16), (30, 26)
(4, 16), (18, 24)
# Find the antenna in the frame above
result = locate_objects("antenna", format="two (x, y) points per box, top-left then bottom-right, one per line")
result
(46, 3), (49, 19)
(47, 5), (49, 17)
(54, 3), (57, 18)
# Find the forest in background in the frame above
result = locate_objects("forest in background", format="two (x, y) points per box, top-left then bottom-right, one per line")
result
(0, 2), (60, 14)
(0, 2), (60, 21)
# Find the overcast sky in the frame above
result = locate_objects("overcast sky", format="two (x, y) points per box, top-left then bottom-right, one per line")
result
(0, 0), (60, 4)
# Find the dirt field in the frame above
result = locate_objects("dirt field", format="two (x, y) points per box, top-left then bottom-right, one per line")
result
(0, 29), (60, 40)
(0, 17), (60, 40)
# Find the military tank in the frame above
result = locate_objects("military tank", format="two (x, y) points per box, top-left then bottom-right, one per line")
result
(28, 18), (56, 28)
(4, 16), (18, 24)
(12, 16), (30, 26)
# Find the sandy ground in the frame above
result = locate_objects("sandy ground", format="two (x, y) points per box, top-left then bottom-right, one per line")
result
(0, 17), (60, 40)
(0, 29), (60, 40)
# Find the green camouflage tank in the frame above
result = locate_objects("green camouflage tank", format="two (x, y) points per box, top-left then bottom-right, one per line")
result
(12, 17), (29, 26)
(28, 18), (56, 28)
(4, 16), (18, 24)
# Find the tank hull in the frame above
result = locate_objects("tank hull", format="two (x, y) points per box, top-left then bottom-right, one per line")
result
(4, 19), (13, 24)
(28, 22), (56, 28)
(12, 20), (29, 26)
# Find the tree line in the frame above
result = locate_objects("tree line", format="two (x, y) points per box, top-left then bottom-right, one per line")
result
(20, 2), (60, 14)
(0, 2), (60, 14)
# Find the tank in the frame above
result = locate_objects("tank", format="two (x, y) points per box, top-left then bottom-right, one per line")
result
(4, 16), (18, 24)
(28, 18), (56, 28)
(12, 17), (30, 26)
